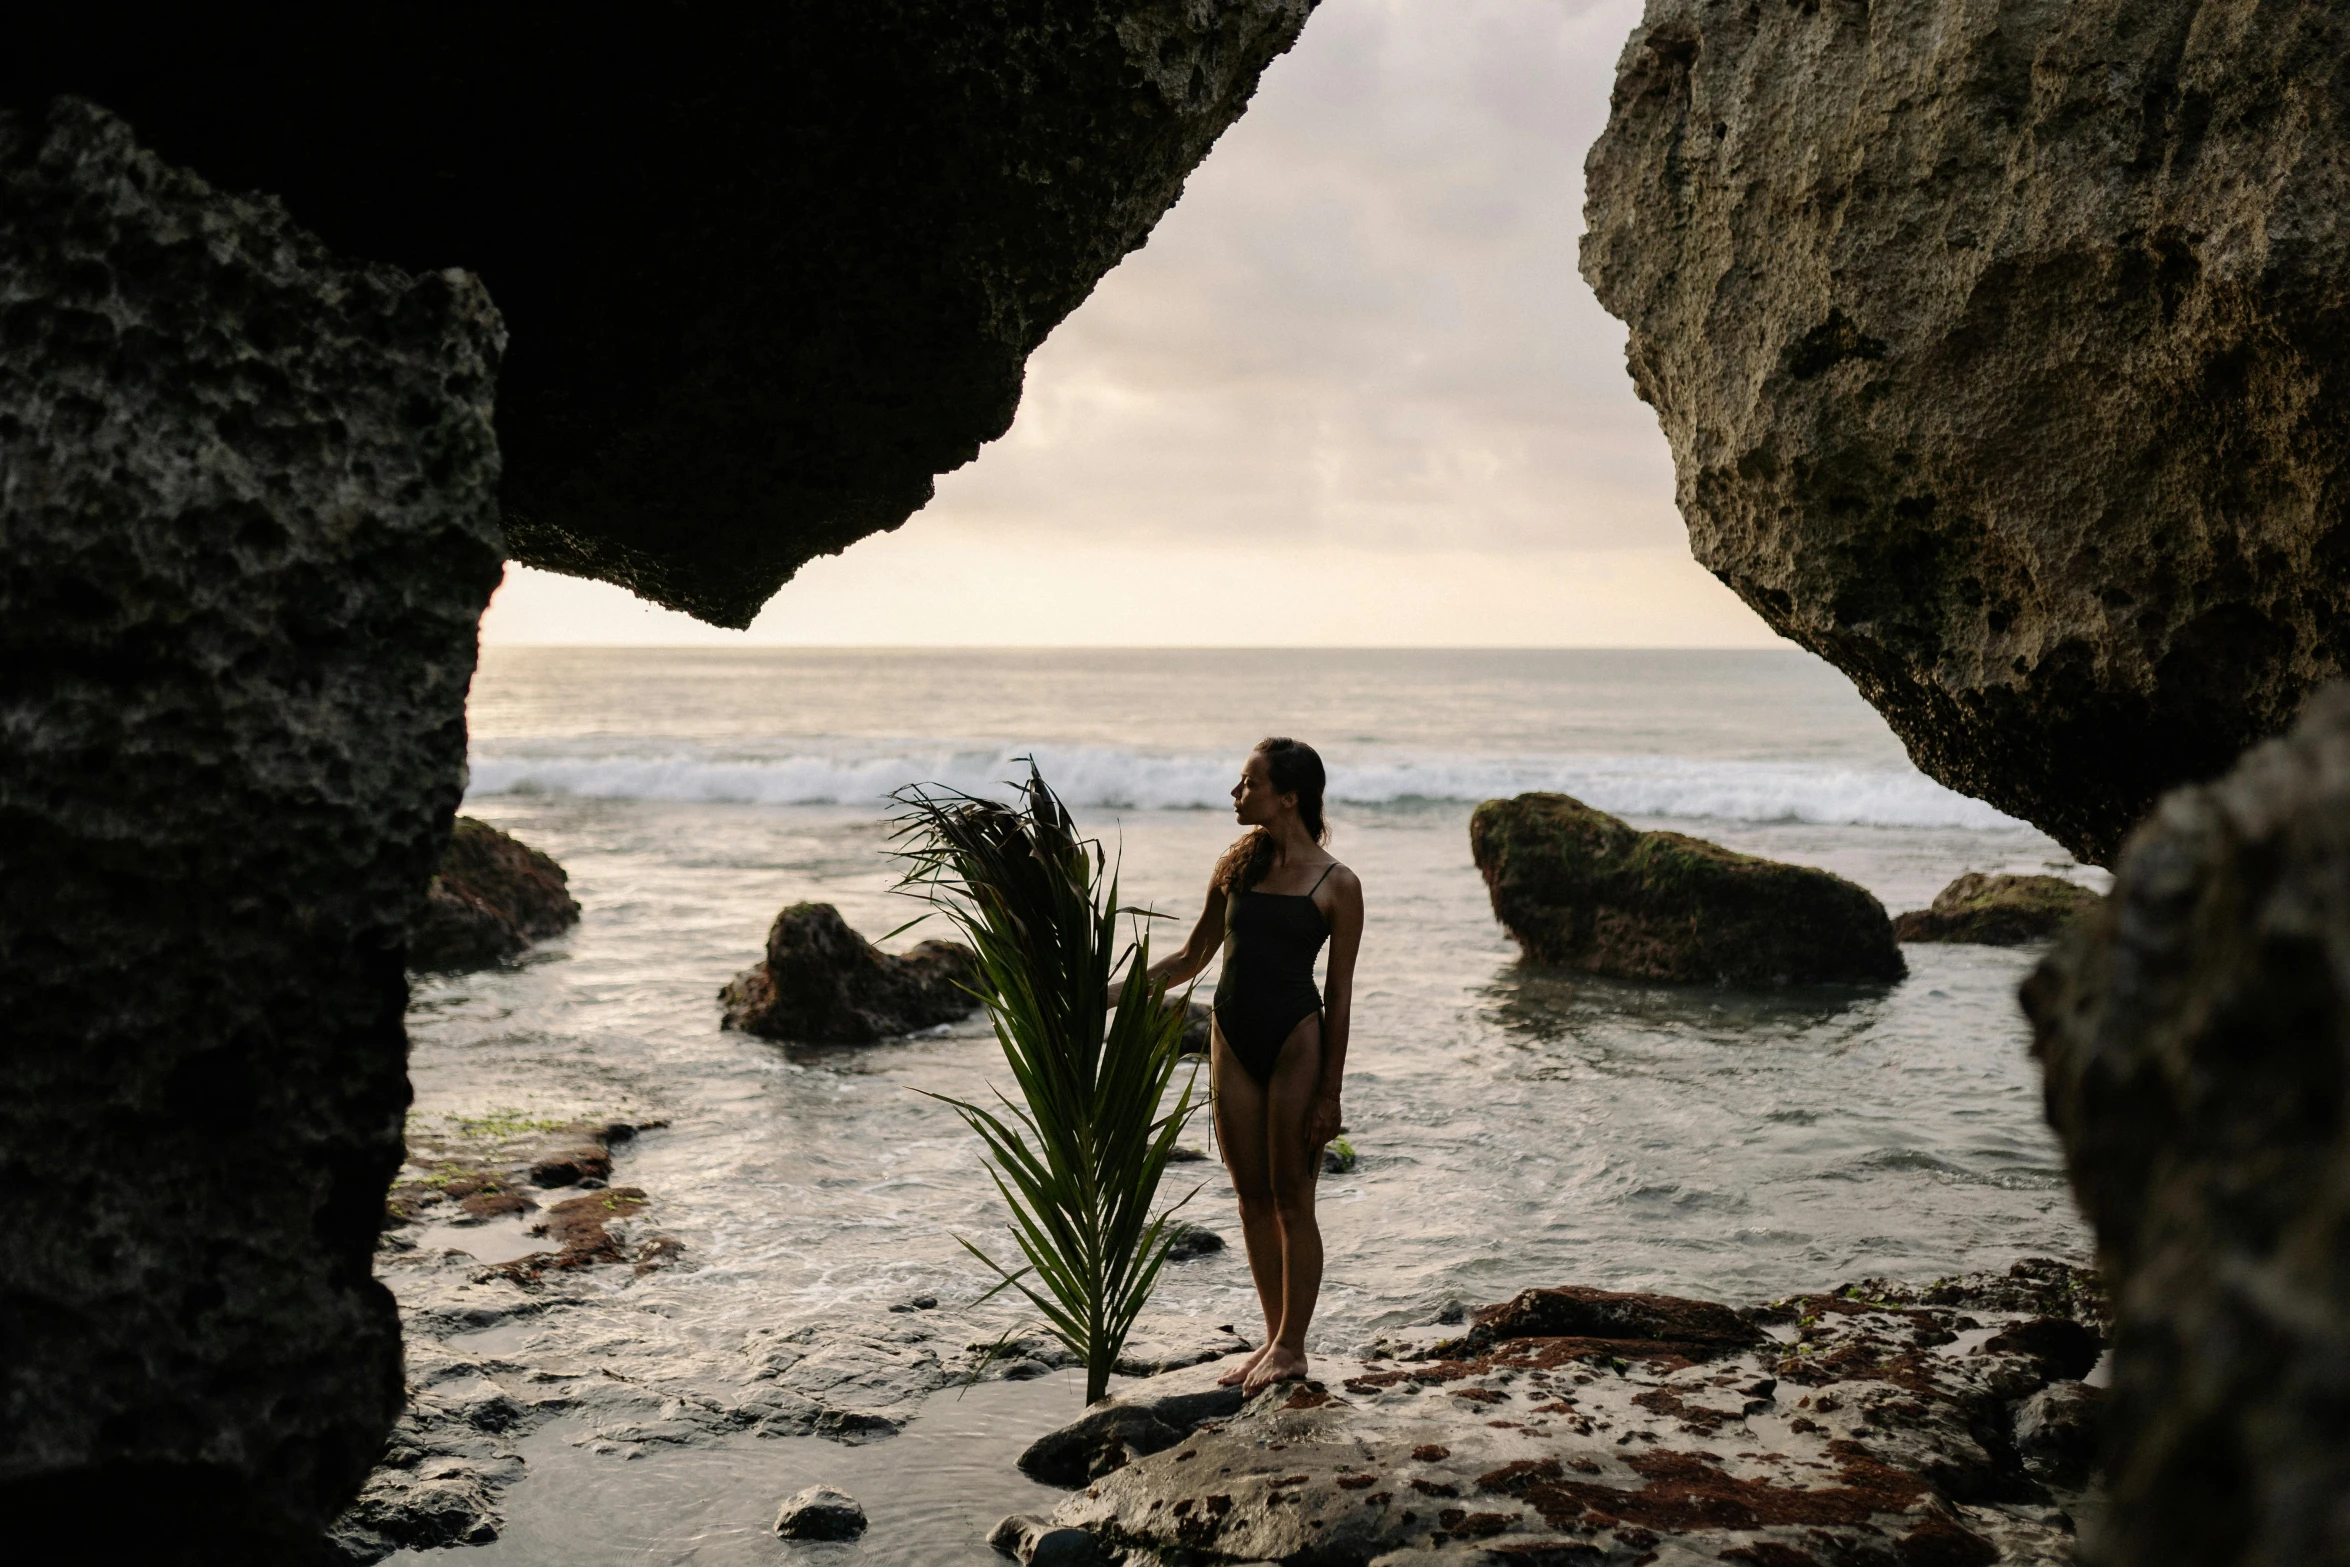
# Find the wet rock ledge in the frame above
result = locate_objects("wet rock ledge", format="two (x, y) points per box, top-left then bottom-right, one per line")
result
(1010, 1262), (2105, 1566)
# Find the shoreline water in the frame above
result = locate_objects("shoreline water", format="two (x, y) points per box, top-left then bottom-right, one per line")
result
(365, 647), (2094, 1562)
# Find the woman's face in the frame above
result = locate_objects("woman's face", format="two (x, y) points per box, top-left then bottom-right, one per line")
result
(1231, 751), (1294, 827)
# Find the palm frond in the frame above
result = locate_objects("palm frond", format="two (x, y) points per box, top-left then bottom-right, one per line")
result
(893, 763), (1204, 1405)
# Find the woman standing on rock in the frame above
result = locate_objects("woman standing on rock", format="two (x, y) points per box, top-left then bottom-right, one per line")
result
(1146, 738), (1363, 1392)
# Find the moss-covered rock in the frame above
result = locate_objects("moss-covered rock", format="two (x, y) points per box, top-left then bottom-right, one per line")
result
(721, 902), (979, 1043)
(1892, 872), (2101, 945)
(409, 818), (582, 973)
(1470, 793), (1904, 985)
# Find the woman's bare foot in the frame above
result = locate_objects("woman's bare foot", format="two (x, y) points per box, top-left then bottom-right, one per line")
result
(1242, 1343), (1308, 1393)
(1216, 1343), (1270, 1387)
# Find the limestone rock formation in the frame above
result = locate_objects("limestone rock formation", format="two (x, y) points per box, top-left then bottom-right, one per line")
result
(1582, 0), (2350, 865)
(7, 2), (1318, 625)
(0, 99), (503, 1555)
(2024, 684), (2350, 1566)
(1894, 872), (2103, 946)
(408, 818), (581, 973)
(1031, 1270), (2103, 1563)
(720, 902), (980, 1042)
(1471, 793), (1905, 985)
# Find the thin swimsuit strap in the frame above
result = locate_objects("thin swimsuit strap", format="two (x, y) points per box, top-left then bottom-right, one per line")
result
(1306, 860), (1337, 896)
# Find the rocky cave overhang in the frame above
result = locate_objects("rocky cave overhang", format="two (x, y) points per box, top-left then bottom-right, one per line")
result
(6, 1), (1318, 626)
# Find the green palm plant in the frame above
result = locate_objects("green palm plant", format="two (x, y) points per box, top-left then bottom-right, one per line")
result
(892, 764), (1203, 1405)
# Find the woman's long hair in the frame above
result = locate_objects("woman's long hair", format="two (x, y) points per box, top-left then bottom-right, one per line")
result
(1216, 737), (1329, 895)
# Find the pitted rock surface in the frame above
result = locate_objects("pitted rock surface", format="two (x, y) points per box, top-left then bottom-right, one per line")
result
(1582, 0), (2350, 865)
(8, 3), (1318, 625)
(1041, 1271), (2102, 1564)
(2026, 683), (2350, 1565)
(0, 98), (503, 1548)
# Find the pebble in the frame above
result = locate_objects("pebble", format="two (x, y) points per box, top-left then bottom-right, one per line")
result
(773, 1484), (867, 1540)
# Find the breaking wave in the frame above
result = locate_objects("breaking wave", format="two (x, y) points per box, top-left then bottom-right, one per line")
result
(465, 741), (2023, 831)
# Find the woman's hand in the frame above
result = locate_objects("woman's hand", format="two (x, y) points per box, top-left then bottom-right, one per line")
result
(1308, 1094), (1343, 1152)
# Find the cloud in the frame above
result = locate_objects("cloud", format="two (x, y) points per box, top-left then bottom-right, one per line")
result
(924, 0), (1677, 555)
(482, 0), (1780, 648)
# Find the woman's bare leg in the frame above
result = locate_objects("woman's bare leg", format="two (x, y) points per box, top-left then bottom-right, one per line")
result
(1244, 1014), (1325, 1393)
(1210, 1025), (1283, 1386)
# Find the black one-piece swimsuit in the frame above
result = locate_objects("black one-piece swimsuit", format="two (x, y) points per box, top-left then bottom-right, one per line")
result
(1212, 862), (1336, 1085)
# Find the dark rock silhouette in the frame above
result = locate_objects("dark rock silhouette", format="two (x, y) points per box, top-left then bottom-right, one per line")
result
(0, 100), (502, 1552)
(721, 902), (980, 1043)
(408, 818), (581, 973)
(1583, 0), (2350, 866)
(2026, 683), (2350, 1566)
(5, 3), (1317, 625)
(1893, 872), (2102, 946)
(1471, 793), (1905, 985)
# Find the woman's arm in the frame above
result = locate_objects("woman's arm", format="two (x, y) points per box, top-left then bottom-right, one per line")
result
(1143, 877), (1228, 992)
(1309, 867), (1364, 1151)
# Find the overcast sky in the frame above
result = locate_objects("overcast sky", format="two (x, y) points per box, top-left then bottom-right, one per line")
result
(483, 0), (1781, 648)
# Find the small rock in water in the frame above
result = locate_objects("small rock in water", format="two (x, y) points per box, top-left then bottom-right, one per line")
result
(1428, 1298), (1468, 1326)
(721, 901), (979, 1042)
(1167, 997), (1214, 1057)
(1893, 872), (2102, 945)
(1470, 792), (1905, 983)
(887, 1293), (939, 1313)
(990, 1513), (1101, 1566)
(1166, 1144), (1210, 1163)
(773, 1484), (866, 1540)
(1163, 1223), (1224, 1261)
(528, 1144), (613, 1187)
(410, 817), (582, 973)
(1320, 1137), (1357, 1175)
(999, 1358), (1054, 1381)
(2015, 1380), (2104, 1484)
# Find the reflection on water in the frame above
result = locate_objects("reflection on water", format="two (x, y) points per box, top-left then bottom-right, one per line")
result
(1484, 964), (1886, 1044)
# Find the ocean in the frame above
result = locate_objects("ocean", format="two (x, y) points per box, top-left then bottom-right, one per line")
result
(391, 645), (2094, 1563)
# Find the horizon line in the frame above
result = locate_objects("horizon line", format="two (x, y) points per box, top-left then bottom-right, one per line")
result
(477, 642), (1806, 654)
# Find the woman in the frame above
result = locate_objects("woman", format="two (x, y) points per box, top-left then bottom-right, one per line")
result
(1147, 738), (1363, 1392)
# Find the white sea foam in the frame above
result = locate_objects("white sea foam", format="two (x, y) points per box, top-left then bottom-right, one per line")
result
(465, 741), (2023, 831)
